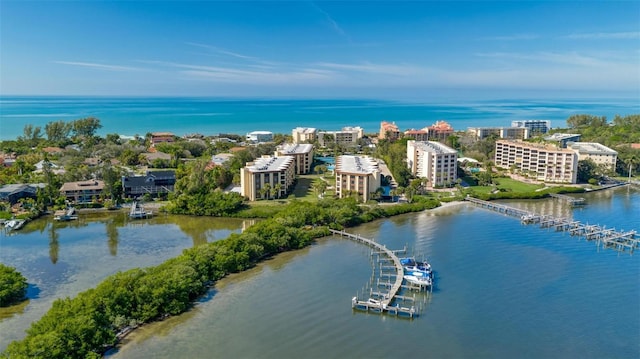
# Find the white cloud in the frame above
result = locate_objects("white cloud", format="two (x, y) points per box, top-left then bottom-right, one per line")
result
(54, 61), (143, 71)
(564, 31), (640, 40)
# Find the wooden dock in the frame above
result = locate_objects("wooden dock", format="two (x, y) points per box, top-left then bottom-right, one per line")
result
(549, 193), (585, 205)
(465, 196), (638, 253)
(330, 229), (420, 318)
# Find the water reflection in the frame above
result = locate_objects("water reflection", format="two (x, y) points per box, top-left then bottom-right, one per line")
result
(48, 225), (59, 264)
(106, 219), (119, 256)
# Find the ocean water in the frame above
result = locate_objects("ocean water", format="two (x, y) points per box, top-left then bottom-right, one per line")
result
(1, 96), (638, 140)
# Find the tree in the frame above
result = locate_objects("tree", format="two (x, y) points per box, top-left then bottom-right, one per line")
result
(0, 264), (28, 306)
(20, 124), (43, 147)
(577, 159), (598, 183)
(566, 114), (607, 129)
(45, 120), (72, 144)
(72, 117), (102, 138)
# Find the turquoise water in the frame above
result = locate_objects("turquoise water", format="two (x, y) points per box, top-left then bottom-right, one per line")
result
(108, 187), (639, 359)
(1, 97), (638, 140)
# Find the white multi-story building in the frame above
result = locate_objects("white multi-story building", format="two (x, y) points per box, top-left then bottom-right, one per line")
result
(240, 156), (295, 201)
(568, 142), (618, 172)
(512, 120), (551, 134)
(495, 140), (578, 183)
(335, 155), (381, 202)
(246, 131), (274, 143)
(406, 140), (458, 187)
(274, 143), (314, 175)
(317, 126), (364, 147)
(292, 127), (317, 144)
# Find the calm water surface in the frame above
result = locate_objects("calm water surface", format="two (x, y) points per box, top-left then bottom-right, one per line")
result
(0, 212), (250, 349)
(109, 187), (639, 359)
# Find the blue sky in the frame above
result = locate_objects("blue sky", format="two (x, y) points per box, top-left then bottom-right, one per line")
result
(1, 1), (639, 99)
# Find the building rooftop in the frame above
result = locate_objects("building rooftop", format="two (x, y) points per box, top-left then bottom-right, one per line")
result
(247, 131), (273, 135)
(278, 143), (313, 154)
(496, 140), (576, 153)
(246, 156), (294, 172)
(60, 180), (105, 192)
(293, 127), (317, 133)
(545, 133), (581, 141)
(568, 142), (617, 155)
(412, 141), (457, 154)
(336, 155), (378, 174)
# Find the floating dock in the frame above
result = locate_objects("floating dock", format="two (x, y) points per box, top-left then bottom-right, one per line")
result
(330, 229), (430, 318)
(465, 196), (638, 253)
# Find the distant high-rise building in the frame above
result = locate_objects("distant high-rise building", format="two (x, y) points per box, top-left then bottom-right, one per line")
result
(512, 120), (551, 134)
(292, 127), (317, 144)
(317, 127), (363, 147)
(379, 121), (400, 141)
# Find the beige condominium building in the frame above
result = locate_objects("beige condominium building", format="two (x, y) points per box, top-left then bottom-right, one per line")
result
(335, 155), (381, 202)
(467, 127), (529, 140)
(317, 126), (364, 147)
(495, 140), (578, 183)
(292, 127), (317, 144)
(379, 121), (401, 141)
(274, 143), (314, 174)
(241, 156), (295, 201)
(406, 140), (458, 187)
(568, 142), (618, 172)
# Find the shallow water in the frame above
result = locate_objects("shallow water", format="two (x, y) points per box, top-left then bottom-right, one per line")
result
(0, 212), (250, 349)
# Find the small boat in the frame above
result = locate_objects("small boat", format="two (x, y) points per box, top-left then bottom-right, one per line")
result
(404, 274), (432, 287)
(5, 219), (26, 230)
(400, 257), (432, 274)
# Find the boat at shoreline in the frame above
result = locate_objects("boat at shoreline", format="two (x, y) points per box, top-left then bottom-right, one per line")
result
(54, 207), (78, 221)
(129, 201), (153, 219)
(4, 219), (26, 231)
(400, 257), (433, 287)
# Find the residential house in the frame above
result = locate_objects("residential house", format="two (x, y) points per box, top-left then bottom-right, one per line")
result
(0, 184), (42, 204)
(60, 180), (105, 203)
(122, 170), (176, 198)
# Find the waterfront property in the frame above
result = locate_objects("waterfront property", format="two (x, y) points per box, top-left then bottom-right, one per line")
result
(121, 170), (176, 198)
(404, 129), (429, 141)
(494, 140), (578, 183)
(150, 132), (175, 147)
(274, 143), (314, 175)
(0, 183), (42, 204)
(291, 127), (317, 144)
(379, 121), (401, 141)
(467, 126), (529, 140)
(59, 180), (105, 203)
(334, 155), (381, 202)
(511, 119), (551, 134)
(317, 126), (364, 147)
(406, 140), (458, 187)
(568, 142), (618, 172)
(240, 156), (295, 201)
(424, 120), (454, 142)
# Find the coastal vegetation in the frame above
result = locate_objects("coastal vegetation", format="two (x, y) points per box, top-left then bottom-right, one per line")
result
(0, 264), (28, 307)
(1, 197), (438, 358)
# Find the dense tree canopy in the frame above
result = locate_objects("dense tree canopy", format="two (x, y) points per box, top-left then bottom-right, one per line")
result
(0, 264), (28, 307)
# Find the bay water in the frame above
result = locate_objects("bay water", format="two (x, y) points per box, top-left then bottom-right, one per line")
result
(104, 187), (638, 359)
(1, 97), (638, 140)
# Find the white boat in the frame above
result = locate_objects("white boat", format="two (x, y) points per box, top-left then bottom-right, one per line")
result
(404, 274), (432, 287)
(5, 219), (26, 230)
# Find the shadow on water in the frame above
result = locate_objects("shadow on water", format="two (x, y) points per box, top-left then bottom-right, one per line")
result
(0, 300), (30, 322)
(26, 283), (41, 299)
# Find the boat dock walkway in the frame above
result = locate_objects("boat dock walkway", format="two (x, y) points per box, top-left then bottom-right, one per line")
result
(465, 196), (638, 253)
(329, 229), (419, 318)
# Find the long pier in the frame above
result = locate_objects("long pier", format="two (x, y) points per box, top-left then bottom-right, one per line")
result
(465, 196), (638, 252)
(329, 229), (419, 318)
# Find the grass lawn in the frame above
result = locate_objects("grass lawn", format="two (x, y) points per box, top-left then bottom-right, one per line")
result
(469, 177), (545, 194)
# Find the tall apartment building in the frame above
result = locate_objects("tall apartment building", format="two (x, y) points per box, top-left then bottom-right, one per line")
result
(512, 120), (551, 134)
(495, 140), (578, 183)
(240, 156), (295, 201)
(406, 140), (458, 187)
(467, 127), (529, 140)
(404, 129), (429, 141)
(568, 142), (618, 171)
(317, 127), (364, 147)
(292, 127), (317, 144)
(335, 155), (381, 202)
(274, 143), (314, 174)
(379, 121), (401, 141)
